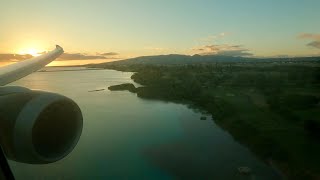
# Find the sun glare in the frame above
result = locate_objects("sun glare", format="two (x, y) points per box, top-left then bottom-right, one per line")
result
(18, 48), (43, 57)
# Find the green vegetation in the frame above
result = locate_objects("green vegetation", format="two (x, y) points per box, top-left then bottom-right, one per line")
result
(94, 53), (320, 65)
(91, 57), (320, 179)
(108, 83), (137, 93)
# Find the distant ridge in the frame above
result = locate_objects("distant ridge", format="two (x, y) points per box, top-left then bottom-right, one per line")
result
(95, 54), (320, 66)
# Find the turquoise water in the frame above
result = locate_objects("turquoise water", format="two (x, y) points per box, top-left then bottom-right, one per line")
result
(8, 67), (281, 179)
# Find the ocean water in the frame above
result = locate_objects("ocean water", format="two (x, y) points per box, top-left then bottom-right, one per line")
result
(7, 67), (281, 179)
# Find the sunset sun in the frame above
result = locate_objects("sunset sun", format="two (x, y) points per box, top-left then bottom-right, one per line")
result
(17, 48), (43, 57)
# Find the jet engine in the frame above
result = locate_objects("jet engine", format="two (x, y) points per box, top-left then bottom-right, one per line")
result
(0, 86), (83, 164)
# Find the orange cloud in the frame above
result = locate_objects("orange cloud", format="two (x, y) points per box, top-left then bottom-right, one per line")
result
(298, 33), (320, 40)
(192, 44), (252, 57)
(298, 33), (320, 49)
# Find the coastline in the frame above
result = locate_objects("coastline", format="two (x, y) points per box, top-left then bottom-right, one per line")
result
(102, 62), (320, 179)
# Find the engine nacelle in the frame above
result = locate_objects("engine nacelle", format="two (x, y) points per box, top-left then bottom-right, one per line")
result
(0, 86), (83, 164)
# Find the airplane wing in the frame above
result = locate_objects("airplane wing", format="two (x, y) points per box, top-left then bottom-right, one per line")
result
(0, 44), (82, 168)
(0, 45), (64, 86)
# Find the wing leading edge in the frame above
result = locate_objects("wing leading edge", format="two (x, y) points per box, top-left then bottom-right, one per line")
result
(0, 45), (64, 86)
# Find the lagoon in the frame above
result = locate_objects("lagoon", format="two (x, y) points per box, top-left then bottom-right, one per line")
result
(8, 67), (281, 179)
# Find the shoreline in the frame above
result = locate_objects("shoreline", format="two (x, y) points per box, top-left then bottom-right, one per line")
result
(101, 62), (320, 179)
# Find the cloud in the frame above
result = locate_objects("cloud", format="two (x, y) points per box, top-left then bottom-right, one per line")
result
(57, 53), (106, 60)
(0, 54), (33, 61)
(199, 32), (230, 44)
(58, 52), (122, 60)
(144, 47), (167, 51)
(298, 33), (320, 40)
(0, 51), (122, 62)
(307, 41), (320, 49)
(192, 44), (253, 57)
(100, 52), (118, 56)
(298, 33), (320, 49)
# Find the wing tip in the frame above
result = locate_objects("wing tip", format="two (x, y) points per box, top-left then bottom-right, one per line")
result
(56, 45), (64, 51)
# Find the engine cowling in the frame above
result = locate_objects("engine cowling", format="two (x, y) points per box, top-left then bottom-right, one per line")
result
(0, 86), (83, 164)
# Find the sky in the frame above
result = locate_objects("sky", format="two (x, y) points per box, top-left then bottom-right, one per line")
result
(0, 0), (320, 66)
